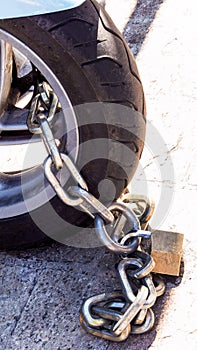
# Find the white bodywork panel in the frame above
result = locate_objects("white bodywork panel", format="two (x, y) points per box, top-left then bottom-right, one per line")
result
(0, 1), (85, 19)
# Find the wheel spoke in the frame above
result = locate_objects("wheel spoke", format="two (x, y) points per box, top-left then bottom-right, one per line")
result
(0, 40), (13, 118)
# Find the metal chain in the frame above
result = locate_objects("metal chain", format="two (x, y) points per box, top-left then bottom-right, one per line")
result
(28, 83), (115, 222)
(80, 205), (166, 341)
(28, 84), (166, 342)
(27, 82), (59, 134)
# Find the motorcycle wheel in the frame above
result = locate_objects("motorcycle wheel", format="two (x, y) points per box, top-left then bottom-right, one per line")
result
(0, 0), (146, 250)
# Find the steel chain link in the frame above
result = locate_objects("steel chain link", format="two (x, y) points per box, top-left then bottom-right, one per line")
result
(28, 84), (166, 342)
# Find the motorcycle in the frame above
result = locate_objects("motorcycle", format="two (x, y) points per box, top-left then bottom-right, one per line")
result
(0, 0), (146, 249)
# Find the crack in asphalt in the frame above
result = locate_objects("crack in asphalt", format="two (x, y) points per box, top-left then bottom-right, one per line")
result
(10, 276), (37, 336)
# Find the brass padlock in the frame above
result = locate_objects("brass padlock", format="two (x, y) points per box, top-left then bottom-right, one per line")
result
(151, 230), (184, 276)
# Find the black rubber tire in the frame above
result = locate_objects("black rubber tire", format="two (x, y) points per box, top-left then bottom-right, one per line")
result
(0, 0), (146, 250)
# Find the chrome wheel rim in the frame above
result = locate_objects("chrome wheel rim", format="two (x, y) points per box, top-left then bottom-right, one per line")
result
(0, 29), (79, 219)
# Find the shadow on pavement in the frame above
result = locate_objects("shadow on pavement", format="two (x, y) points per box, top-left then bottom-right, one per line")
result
(99, 0), (165, 56)
(124, 0), (165, 57)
